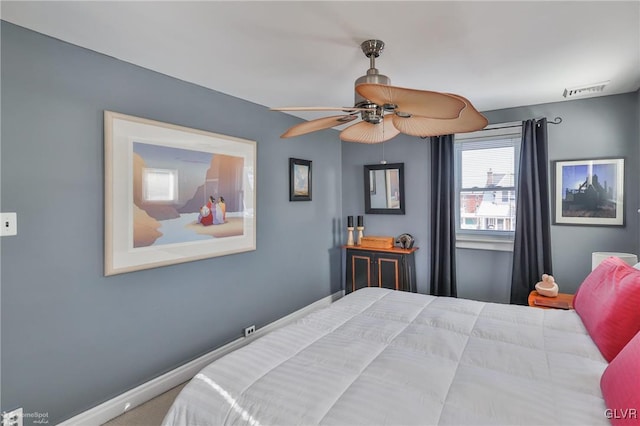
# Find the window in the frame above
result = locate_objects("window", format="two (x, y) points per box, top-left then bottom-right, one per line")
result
(143, 168), (178, 202)
(454, 123), (522, 251)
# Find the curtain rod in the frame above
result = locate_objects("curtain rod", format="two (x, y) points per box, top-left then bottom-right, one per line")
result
(419, 116), (563, 139)
(480, 116), (563, 131)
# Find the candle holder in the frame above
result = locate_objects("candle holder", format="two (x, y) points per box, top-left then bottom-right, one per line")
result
(347, 226), (355, 246)
(356, 226), (364, 245)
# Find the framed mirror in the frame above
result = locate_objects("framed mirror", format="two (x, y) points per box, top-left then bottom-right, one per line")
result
(364, 163), (405, 214)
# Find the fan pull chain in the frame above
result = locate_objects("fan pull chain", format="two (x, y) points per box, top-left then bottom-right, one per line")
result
(380, 113), (387, 164)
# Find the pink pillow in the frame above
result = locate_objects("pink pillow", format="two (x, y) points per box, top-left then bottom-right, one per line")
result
(601, 331), (640, 425)
(574, 256), (640, 362)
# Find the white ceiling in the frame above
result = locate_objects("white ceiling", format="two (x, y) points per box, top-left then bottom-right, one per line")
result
(2, 1), (639, 123)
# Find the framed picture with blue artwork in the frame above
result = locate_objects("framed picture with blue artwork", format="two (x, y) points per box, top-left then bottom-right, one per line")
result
(104, 111), (256, 276)
(552, 157), (624, 226)
(289, 158), (312, 201)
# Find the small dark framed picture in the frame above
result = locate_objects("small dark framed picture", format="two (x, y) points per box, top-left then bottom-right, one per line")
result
(289, 158), (312, 201)
(552, 157), (624, 226)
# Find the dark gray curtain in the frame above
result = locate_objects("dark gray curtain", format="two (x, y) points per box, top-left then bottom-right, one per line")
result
(430, 134), (457, 297)
(510, 118), (553, 305)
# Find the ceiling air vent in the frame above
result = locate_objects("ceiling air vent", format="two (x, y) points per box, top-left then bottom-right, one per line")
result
(563, 81), (609, 98)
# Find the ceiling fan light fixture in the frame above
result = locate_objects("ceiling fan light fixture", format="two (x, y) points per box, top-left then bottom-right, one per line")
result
(395, 111), (412, 118)
(360, 104), (384, 124)
(340, 115), (399, 144)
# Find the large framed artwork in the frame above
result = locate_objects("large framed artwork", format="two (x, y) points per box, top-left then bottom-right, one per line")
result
(104, 111), (257, 276)
(289, 158), (312, 201)
(552, 157), (624, 226)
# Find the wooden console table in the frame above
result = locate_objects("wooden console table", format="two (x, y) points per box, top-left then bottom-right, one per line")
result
(344, 245), (418, 294)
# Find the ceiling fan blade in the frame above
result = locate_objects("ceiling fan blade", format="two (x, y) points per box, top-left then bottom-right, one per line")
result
(355, 83), (466, 119)
(392, 94), (488, 137)
(271, 106), (373, 112)
(280, 115), (357, 138)
(340, 116), (400, 144)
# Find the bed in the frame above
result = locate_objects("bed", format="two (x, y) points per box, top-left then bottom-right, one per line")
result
(162, 287), (613, 426)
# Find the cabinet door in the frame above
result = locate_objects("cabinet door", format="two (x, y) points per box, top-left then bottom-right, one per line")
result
(348, 251), (373, 293)
(375, 253), (402, 290)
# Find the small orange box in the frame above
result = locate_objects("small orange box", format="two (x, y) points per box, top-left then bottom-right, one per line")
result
(359, 236), (394, 249)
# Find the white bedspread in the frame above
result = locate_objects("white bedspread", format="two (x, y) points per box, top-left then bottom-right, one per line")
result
(163, 288), (609, 425)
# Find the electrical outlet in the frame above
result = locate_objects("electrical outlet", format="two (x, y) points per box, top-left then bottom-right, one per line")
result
(244, 325), (255, 337)
(0, 213), (17, 237)
(2, 408), (23, 426)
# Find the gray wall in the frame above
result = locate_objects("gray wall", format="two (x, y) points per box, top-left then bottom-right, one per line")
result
(0, 22), (342, 423)
(342, 135), (432, 293)
(342, 92), (639, 302)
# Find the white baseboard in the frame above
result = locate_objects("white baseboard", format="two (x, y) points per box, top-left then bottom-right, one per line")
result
(58, 290), (344, 426)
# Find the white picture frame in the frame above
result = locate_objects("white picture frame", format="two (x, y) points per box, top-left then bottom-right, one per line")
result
(104, 111), (256, 276)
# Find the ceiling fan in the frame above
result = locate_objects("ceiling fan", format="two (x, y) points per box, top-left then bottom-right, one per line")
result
(272, 40), (488, 144)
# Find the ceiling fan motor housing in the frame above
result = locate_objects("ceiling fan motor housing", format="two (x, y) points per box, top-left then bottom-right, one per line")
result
(355, 73), (388, 124)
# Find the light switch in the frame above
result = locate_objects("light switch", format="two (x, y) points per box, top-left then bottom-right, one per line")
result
(1, 213), (17, 236)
